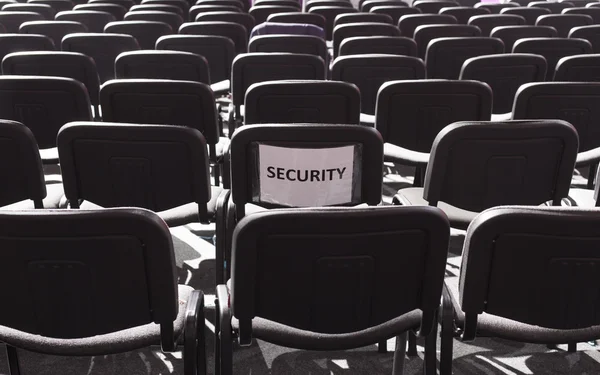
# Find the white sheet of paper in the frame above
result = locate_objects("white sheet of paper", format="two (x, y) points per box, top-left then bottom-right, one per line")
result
(258, 144), (356, 207)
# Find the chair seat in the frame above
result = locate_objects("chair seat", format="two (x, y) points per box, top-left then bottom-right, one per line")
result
(491, 112), (512, 121)
(40, 147), (59, 165)
(0, 182), (64, 210)
(0, 284), (193, 356)
(395, 187), (477, 230)
(384, 143), (429, 167)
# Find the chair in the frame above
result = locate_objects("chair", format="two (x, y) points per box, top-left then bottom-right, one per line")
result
(413, 0), (458, 14)
(375, 79), (492, 186)
(306, 0), (350, 12)
(414, 24), (481, 59)
(425, 37), (505, 79)
(512, 37), (592, 79)
(255, 0), (299, 7)
(130, 3), (184, 15)
(554, 54), (600, 81)
(141, 0), (189, 17)
(58, 122), (224, 226)
(440, 205), (600, 375)
(124, 10), (184, 30)
(474, 1), (520, 14)
(73, 3), (128, 20)
(370, 5), (419, 24)
(19, 20), (87, 47)
(266, 11), (324, 29)
(338, 35), (417, 56)
(536, 13), (592, 37)
(196, 11), (255, 34)
(501, 6), (550, 24)
(115, 50), (210, 83)
(566, 0), (597, 5)
(570, 24), (600, 53)
(3, 3), (55, 19)
(0, 34), (55, 63)
(215, 205), (449, 375)
(249, 5), (298, 25)
(180, 21), (247, 54)
(244, 80), (360, 124)
(398, 14), (457, 38)
(0, 207), (206, 375)
(359, 0), (406, 10)
(248, 34), (327, 63)
(197, 0), (245, 11)
(30, 0), (74, 13)
(89, 0), (134, 8)
(0, 11), (43, 32)
(62, 33), (139, 83)
(460, 53), (547, 115)
(332, 54), (425, 120)
(563, 6), (600, 23)
(55, 10), (115, 32)
(489, 25), (557, 51)
(332, 22), (399, 57)
(249, 21), (325, 39)
(362, 0), (408, 12)
(309, 6), (358, 40)
(467, 14), (526, 36)
(105, 20), (173, 49)
(529, 0), (574, 14)
(333, 12), (393, 28)
(439, 6), (490, 24)
(190, 5), (241, 19)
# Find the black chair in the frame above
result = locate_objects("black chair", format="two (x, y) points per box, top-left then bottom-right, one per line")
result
(563, 6), (600, 23)
(333, 12), (392, 28)
(266, 11), (324, 29)
(567, 0), (597, 5)
(362, 0), (407, 12)
(180, 21), (247, 54)
(62, 33), (139, 83)
(554, 53), (600, 81)
(512, 37), (592, 79)
(196, 10), (255, 31)
(359, 0), (406, 10)
(375, 79), (493, 186)
(460, 53), (547, 115)
(0, 11), (43, 32)
(104, 20), (173, 49)
(73, 3), (128, 20)
(440, 205), (600, 375)
(306, 0), (351, 12)
(467, 14), (526, 36)
(474, 1), (520, 14)
(398, 13), (457, 38)
(309, 6), (358, 40)
(244, 80), (360, 124)
(55, 10), (115, 32)
(89, 0), (134, 8)
(142, 0), (189, 17)
(124, 10), (184, 30)
(529, 0), (574, 14)
(58, 122), (224, 227)
(190, 5), (241, 19)
(570, 24), (600, 53)
(413, 0), (458, 13)
(3, 3), (55, 19)
(332, 22), (399, 57)
(339, 35), (417, 56)
(197, 0), (244, 11)
(19, 20), (87, 48)
(500, 6), (550, 24)
(370, 5), (420, 24)
(536, 13), (592, 37)
(115, 50), (210, 83)
(255, 0), (299, 7)
(439, 6), (491, 24)
(215, 205), (448, 375)
(249, 4), (298, 25)
(332, 54), (425, 120)
(414, 24), (481, 59)
(30, 0), (74, 12)
(0, 207), (206, 375)
(0, 34), (55, 63)
(248, 34), (327, 63)
(130, 3), (184, 16)
(489, 24), (557, 51)
(425, 36), (504, 79)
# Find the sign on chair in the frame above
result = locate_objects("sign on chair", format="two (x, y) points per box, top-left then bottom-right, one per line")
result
(255, 143), (361, 207)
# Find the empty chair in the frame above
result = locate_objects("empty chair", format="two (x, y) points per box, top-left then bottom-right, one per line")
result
(249, 21), (326, 39)
(0, 11), (43, 32)
(333, 12), (393, 28)
(566, 0), (597, 5)
(0, 34), (54, 63)
(73, 3), (128, 20)
(332, 55), (425, 119)
(190, 5), (241, 19)
(563, 6), (600, 23)
(115, 50), (210, 83)
(89, 0), (134, 8)
(141, 0), (189, 17)
(0, 0), (17, 6)
(426, 37), (504, 79)
(460, 54), (547, 115)
(339, 35), (417, 56)
(255, 0), (298, 7)
(55, 10), (115, 32)
(19, 20), (87, 47)
(513, 37), (592, 79)
(413, 24), (481, 58)
(29, 0), (74, 12)
(570, 24), (600, 53)
(588, 1), (600, 6)
(62, 33), (140, 83)
(361, 0), (407, 12)
(536, 13), (592, 37)
(501, 6), (550, 24)
(105, 20), (172, 49)
(555, 53), (600, 81)
(529, 0), (574, 14)
(267, 11), (325, 29)
(250, 5), (298, 25)
(124, 10), (183, 30)
(197, 0), (245, 10)
(244, 80), (360, 124)
(490, 25), (557, 51)
(474, 1), (520, 14)
(359, 0), (407, 9)
(196, 11), (255, 32)
(249, 34), (327, 63)
(413, 0), (457, 14)
(398, 14), (457, 38)
(180, 21), (247, 54)
(309, 6), (358, 40)
(332, 22), (399, 57)
(468, 14), (526, 36)
(130, 3), (183, 15)
(3, 3), (55, 19)
(59, 123), (222, 226)
(439, 6), (491, 24)
(370, 5), (420, 24)
(306, 0), (350, 12)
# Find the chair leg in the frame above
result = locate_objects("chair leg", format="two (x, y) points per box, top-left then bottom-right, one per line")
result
(378, 340), (388, 353)
(568, 342), (577, 352)
(408, 331), (418, 357)
(588, 163), (598, 189)
(423, 310), (439, 375)
(213, 163), (221, 187)
(184, 290), (206, 375)
(6, 346), (20, 375)
(440, 286), (454, 375)
(392, 332), (407, 375)
(216, 285), (233, 375)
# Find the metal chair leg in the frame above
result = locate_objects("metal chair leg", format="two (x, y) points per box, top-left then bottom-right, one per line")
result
(423, 311), (439, 375)
(568, 342), (577, 352)
(378, 340), (388, 353)
(392, 333), (407, 375)
(440, 287), (454, 375)
(6, 346), (20, 375)
(408, 331), (418, 356)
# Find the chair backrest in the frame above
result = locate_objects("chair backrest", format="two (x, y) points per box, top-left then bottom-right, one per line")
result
(554, 54), (600, 81)
(474, 1), (519, 14)
(489, 25), (557, 51)
(306, 0), (350, 12)
(249, 21), (325, 39)
(500, 6), (550, 24)
(562, 6), (600, 23)
(124, 10), (183, 30)
(439, 6), (491, 24)
(460, 53), (546, 114)
(229, 124), (383, 211)
(104, 20), (172, 49)
(0, 34), (55, 63)
(458, 206), (600, 335)
(89, 0), (134, 9)
(536, 13), (592, 37)
(529, 1), (574, 14)
(244, 80), (360, 124)
(141, 0), (189, 16)
(196, 10), (256, 31)
(414, 24), (481, 58)
(467, 14), (526, 36)
(513, 37), (592, 79)
(338, 35), (417, 56)
(19, 20), (87, 47)
(129, 4), (184, 16)
(197, 0), (245, 11)
(73, 3), (128, 20)
(31, 0), (74, 13)
(424, 120), (577, 210)
(332, 54), (425, 115)
(0, 76), (91, 149)
(0, 208), (180, 341)
(180, 21), (247, 54)
(3, 3), (55, 19)
(370, 5), (419, 24)
(114, 50), (210, 83)
(414, 0), (458, 13)
(0, 120), (46, 208)
(425, 37), (505, 79)
(248, 34), (327, 63)
(309, 6), (358, 40)
(256, 0), (299, 8)
(359, 0), (407, 10)
(62, 33), (140, 83)
(249, 4), (298, 25)
(266, 11), (324, 29)
(513, 82), (600, 153)
(375, 79), (493, 152)
(55, 10), (115, 32)
(0, 11), (43, 32)
(190, 5), (241, 20)
(2, 51), (100, 106)
(570, 24), (600, 53)
(362, 0), (407, 12)
(231, 52), (326, 110)
(333, 12), (392, 28)
(332, 22), (399, 57)
(398, 13), (457, 38)
(231, 205), (449, 344)
(58, 123), (212, 216)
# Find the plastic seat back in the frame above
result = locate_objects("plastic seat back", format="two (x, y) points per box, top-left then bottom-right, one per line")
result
(309, 6), (358, 40)
(500, 6), (550, 24)
(19, 20), (87, 47)
(129, 3), (183, 16)
(536, 13), (592, 37)
(249, 5), (298, 25)
(89, 0), (134, 9)
(306, 0), (351, 12)
(30, 0), (74, 13)
(55, 10), (115, 32)
(414, 0), (458, 14)
(570, 24), (600, 53)
(250, 21), (325, 39)
(141, 0), (189, 17)
(333, 12), (392, 28)
(73, 3), (128, 20)
(362, 0), (408, 12)
(489, 25), (557, 51)
(554, 54), (600, 81)
(124, 10), (183, 30)
(115, 50), (210, 83)
(0, 34), (55, 63)
(180, 21), (247, 54)
(398, 14), (457, 38)
(248, 34), (327, 63)
(339, 35), (417, 56)
(370, 5), (419, 24)
(332, 22), (399, 57)
(104, 20), (173, 49)
(0, 11), (43, 32)
(190, 5), (241, 20)
(529, 1), (574, 14)
(266, 11), (324, 28)
(359, 0), (406, 10)
(562, 6), (600, 23)
(467, 14), (526, 36)
(414, 24), (481, 58)
(197, 0), (245, 11)
(3, 3), (55, 19)
(196, 10), (255, 31)
(439, 6), (491, 24)
(474, 1), (519, 14)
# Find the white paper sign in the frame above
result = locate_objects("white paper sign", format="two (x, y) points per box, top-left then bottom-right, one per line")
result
(258, 144), (356, 207)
